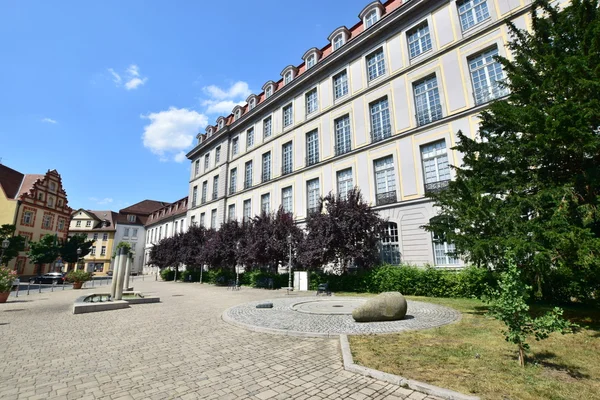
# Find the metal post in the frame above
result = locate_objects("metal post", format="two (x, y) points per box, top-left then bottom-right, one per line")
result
(15, 283), (19, 297)
(287, 234), (292, 294)
(27, 282), (30, 295)
(38, 283), (41, 293)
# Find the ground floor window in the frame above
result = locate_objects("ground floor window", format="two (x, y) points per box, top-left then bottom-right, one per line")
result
(433, 239), (459, 265)
(381, 222), (401, 265)
(93, 263), (104, 272)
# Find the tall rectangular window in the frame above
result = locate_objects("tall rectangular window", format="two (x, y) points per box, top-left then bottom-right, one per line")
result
(469, 47), (507, 105)
(244, 161), (253, 189)
(194, 160), (200, 176)
(174, 221), (178, 233)
(103, 233), (108, 241)
(212, 175), (219, 200)
(407, 22), (432, 58)
(243, 199), (251, 222)
(211, 209), (217, 229)
(232, 137), (239, 156)
(229, 168), (237, 194)
(374, 156), (397, 205)
(246, 128), (254, 148)
(333, 70), (349, 99)
(261, 193), (270, 214)
(333, 34), (344, 50)
(228, 204), (236, 221)
(199, 213), (205, 227)
(91, 246), (96, 256)
(370, 97), (391, 142)
(366, 48), (386, 81)
(334, 115), (352, 156)
(263, 116), (272, 138)
(365, 10), (379, 28)
(215, 146), (221, 163)
(101, 246), (106, 256)
(201, 181), (207, 203)
(421, 140), (451, 193)
(192, 186), (198, 207)
(124, 228), (130, 237)
(132, 228), (138, 238)
(204, 154), (210, 170)
(381, 223), (401, 265)
(282, 142), (293, 175)
(262, 152), (271, 182)
(306, 130), (319, 166)
(305, 88), (318, 115)
(414, 75), (443, 126)
(337, 168), (353, 199)
(282, 186), (293, 214)
(283, 104), (293, 127)
(434, 239), (459, 265)
(457, 0), (490, 31)
(307, 179), (320, 214)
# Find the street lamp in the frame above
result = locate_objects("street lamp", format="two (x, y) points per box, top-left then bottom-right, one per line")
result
(287, 234), (293, 292)
(76, 247), (82, 271)
(1, 238), (10, 266)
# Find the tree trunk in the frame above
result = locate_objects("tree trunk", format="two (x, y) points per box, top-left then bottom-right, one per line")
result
(518, 345), (526, 367)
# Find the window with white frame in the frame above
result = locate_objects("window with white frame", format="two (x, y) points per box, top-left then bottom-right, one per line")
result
(333, 34), (344, 50)
(232, 137), (239, 155)
(204, 153), (210, 170)
(333, 70), (348, 99)
(246, 128), (254, 148)
(218, 119), (224, 129)
(93, 233), (98, 241)
(370, 97), (391, 142)
(263, 116), (272, 138)
(374, 156), (397, 205)
(414, 75), (443, 126)
(282, 142), (293, 175)
(421, 140), (451, 192)
(174, 221), (178, 233)
(199, 213), (204, 227)
(244, 161), (253, 189)
(24, 211), (33, 225)
(262, 152), (271, 182)
(306, 130), (319, 166)
(381, 222), (401, 265)
(194, 160), (200, 176)
(235, 109), (241, 120)
(337, 168), (353, 199)
(228, 204), (236, 221)
(307, 179), (320, 214)
(364, 10), (379, 28)
(282, 186), (293, 214)
(243, 199), (251, 222)
(469, 47), (507, 105)
(261, 193), (270, 214)
(211, 209), (217, 228)
(305, 88), (318, 115)
(100, 246), (106, 256)
(103, 233), (108, 241)
(201, 181), (207, 203)
(132, 228), (138, 238)
(307, 54), (316, 69)
(249, 98), (256, 109)
(265, 86), (273, 98)
(334, 115), (352, 155)
(215, 146), (221, 163)
(212, 175), (219, 199)
(407, 22), (432, 58)
(457, 0), (490, 31)
(192, 185), (198, 206)
(42, 214), (51, 229)
(86, 221), (92, 227)
(283, 104), (293, 127)
(91, 246), (96, 256)
(366, 48), (386, 81)
(229, 168), (237, 194)
(124, 228), (130, 237)
(433, 235), (459, 265)
(284, 71), (293, 84)
(165, 223), (169, 237)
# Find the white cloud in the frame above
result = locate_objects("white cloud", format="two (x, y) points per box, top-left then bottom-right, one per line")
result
(200, 81), (251, 116)
(89, 197), (113, 205)
(125, 77), (147, 90)
(108, 64), (147, 90)
(108, 68), (121, 85)
(141, 107), (208, 163)
(41, 118), (57, 124)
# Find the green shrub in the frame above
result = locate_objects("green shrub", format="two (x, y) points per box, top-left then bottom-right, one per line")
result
(65, 270), (93, 283)
(160, 268), (175, 281)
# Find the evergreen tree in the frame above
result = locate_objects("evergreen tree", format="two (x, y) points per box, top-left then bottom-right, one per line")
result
(425, 0), (600, 301)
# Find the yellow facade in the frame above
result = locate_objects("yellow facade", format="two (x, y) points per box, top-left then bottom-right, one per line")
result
(68, 210), (116, 276)
(0, 187), (18, 226)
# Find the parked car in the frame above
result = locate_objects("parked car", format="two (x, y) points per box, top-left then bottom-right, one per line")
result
(30, 272), (66, 284)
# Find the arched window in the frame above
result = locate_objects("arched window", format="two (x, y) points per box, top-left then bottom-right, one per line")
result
(364, 10), (379, 28)
(218, 119), (224, 129)
(266, 86), (273, 97)
(333, 34), (344, 50)
(249, 98), (256, 109)
(284, 71), (293, 84)
(307, 54), (316, 69)
(235, 110), (241, 120)
(381, 222), (401, 265)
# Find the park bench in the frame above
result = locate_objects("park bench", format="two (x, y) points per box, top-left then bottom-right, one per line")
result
(316, 282), (331, 296)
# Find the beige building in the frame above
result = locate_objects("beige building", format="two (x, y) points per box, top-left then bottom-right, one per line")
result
(0, 165), (72, 275)
(186, 0), (533, 267)
(68, 210), (117, 276)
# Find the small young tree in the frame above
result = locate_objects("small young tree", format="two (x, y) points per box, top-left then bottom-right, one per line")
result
(60, 234), (94, 267)
(0, 224), (26, 267)
(28, 234), (61, 275)
(487, 256), (576, 367)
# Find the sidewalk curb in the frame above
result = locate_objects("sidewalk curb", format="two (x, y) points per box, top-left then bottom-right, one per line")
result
(339, 334), (480, 400)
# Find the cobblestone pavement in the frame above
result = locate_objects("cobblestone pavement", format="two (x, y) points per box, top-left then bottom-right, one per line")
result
(0, 281), (446, 400)
(224, 297), (460, 336)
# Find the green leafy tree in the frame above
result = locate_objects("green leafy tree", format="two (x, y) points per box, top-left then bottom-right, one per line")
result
(425, 0), (600, 301)
(0, 224), (26, 267)
(60, 234), (94, 267)
(487, 256), (576, 367)
(113, 241), (133, 258)
(28, 234), (60, 275)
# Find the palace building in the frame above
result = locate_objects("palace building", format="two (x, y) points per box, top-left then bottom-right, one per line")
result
(185, 0), (530, 267)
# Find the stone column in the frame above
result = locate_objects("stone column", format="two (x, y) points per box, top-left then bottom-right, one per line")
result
(114, 247), (127, 300)
(124, 255), (132, 291)
(110, 249), (121, 300)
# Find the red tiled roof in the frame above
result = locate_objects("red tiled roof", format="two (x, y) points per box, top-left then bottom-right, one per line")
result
(119, 200), (169, 215)
(0, 164), (24, 199)
(17, 174), (45, 198)
(145, 196), (188, 227)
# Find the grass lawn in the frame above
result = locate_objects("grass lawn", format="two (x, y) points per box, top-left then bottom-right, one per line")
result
(339, 293), (600, 400)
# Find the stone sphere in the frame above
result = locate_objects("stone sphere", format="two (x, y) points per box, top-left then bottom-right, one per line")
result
(352, 292), (407, 322)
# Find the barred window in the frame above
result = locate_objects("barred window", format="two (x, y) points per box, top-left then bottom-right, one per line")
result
(261, 193), (270, 214)
(381, 222), (401, 265)
(336, 168), (353, 199)
(306, 130), (319, 166)
(414, 75), (443, 126)
(421, 140), (451, 184)
(334, 115), (352, 155)
(282, 142), (293, 175)
(282, 186), (293, 214)
(370, 97), (391, 142)
(307, 179), (320, 211)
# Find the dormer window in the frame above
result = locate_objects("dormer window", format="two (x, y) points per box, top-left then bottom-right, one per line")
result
(328, 27), (350, 52)
(207, 127), (213, 137)
(360, 2), (384, 29)
(235, 110), (241, 119)
(302, 47), (321, 71)
(266, 87), (273, 97)
(249, 98), (256, 109)
(262, 81), (275, 98)
(307, 55), (315, 69)
(217, 117), (225, 130)
(281, 66), (298, 85)
(284, 72), (292, 84)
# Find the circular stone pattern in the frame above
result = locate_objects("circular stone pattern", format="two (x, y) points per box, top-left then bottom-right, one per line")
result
(223, 297), (460, 337)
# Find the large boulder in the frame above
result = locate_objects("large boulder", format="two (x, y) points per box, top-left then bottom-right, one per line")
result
(352, 292), (407, 322)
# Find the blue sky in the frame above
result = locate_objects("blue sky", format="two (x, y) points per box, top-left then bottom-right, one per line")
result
(0, 0), (370, 211)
